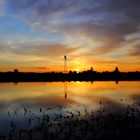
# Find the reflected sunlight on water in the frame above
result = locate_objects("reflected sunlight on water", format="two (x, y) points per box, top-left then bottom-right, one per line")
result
(0, 81), (140, 134)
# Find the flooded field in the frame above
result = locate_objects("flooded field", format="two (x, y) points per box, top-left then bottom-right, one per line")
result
(0, 81), (140, 139)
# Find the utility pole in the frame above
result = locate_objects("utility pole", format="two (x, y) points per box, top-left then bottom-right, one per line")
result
(64, 54), (67, 73)
(64, 54), (68, 99)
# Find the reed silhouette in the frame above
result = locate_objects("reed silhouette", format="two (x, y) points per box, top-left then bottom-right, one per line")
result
(1, 101), (140, 140)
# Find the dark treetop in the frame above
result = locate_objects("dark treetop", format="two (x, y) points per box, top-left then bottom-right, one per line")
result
(0, 67), (140, 82)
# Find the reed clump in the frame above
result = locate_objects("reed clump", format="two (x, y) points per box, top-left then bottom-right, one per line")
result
(1, 102), (140, 140)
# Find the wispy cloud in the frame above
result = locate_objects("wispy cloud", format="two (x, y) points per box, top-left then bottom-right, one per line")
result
(7, 0), (140, 37)
(0, 0), (139, 71)
(0, 0), (6, 16)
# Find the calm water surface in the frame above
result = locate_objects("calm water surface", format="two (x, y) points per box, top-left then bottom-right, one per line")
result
(0, 81), (140, 134)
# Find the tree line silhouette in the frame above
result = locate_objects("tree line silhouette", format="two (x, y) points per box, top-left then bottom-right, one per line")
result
(0, 67), (139, 82)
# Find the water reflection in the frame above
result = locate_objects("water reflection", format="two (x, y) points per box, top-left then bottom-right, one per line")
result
(0, 82), (140, 109)
(64, 81), (67, 99)
(0, 81), (140, 134)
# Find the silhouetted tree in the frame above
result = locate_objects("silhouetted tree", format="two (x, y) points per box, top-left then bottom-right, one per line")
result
(0, 67), (139, 82)
(90, 67), (94, 72)
(69, 70), (73, 74)
(114, 67), (119, 73)
(14, 69), (19, 73)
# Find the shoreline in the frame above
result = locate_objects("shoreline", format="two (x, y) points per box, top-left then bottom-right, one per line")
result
(0, 71), (140, 82)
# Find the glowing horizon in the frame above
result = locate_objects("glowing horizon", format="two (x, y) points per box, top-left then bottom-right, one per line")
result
(0, 0), (140, 72)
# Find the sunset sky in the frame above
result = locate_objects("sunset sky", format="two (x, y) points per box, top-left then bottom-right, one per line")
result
(0, 0), (140, 72)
